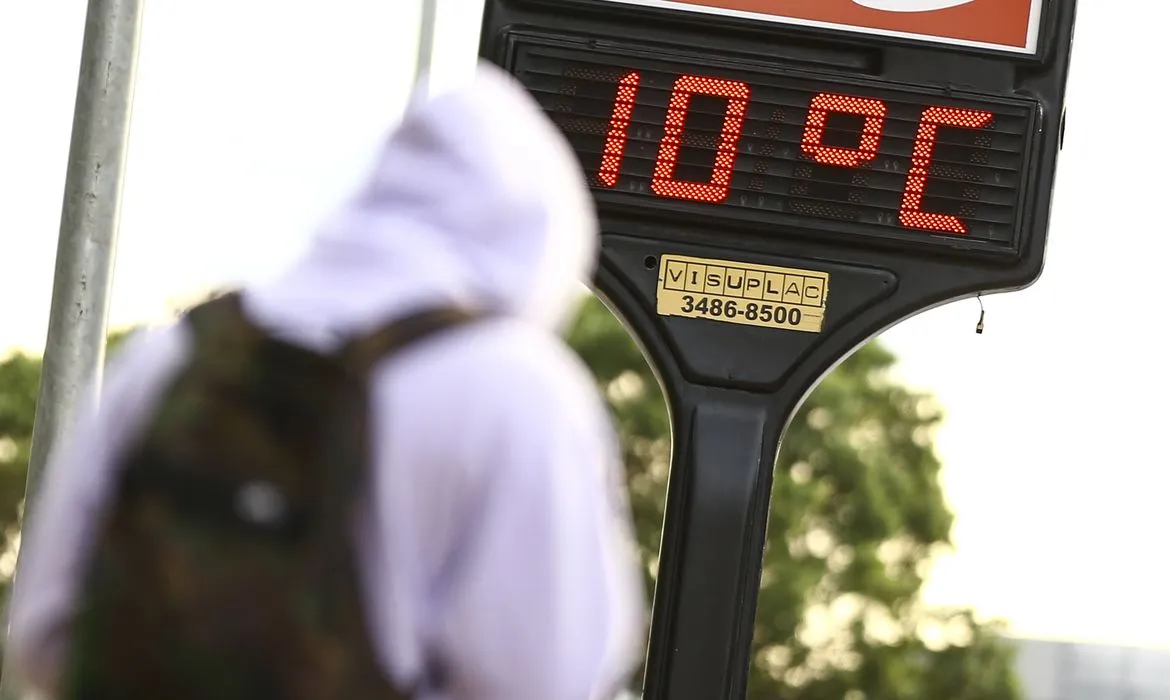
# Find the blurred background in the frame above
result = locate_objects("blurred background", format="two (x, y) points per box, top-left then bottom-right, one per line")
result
(1, 2), (1167, 698)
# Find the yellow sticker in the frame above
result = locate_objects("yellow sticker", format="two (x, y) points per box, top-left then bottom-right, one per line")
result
(656, 254), (830, 334)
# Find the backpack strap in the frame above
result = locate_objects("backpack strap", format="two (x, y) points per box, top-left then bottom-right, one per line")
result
(339, 306), (486, 375)
(183, 292), (484, 371)
(338, 306), (484, 696)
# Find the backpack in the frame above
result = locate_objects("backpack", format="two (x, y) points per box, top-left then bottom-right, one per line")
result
(60, 292), (480, 700)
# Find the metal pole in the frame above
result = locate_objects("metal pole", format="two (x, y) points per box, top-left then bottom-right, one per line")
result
(0, 0), (143, 696)
(414, 0), (439, 93)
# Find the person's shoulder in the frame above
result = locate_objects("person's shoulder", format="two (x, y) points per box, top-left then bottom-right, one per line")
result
(100, 322), (192, 406)
(390, 315), (606, 434)
(453, 317), (600, 403)
(373, 316), (615, 492)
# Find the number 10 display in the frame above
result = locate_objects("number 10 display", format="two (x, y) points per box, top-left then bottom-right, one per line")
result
(600, 71), (994, 235)
(512, 40), (1036, 253)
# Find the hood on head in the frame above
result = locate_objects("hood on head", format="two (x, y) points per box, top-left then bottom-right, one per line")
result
(246, 61), (598, 338)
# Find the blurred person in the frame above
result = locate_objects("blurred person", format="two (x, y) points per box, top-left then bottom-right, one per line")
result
(6, 62), (645, 700)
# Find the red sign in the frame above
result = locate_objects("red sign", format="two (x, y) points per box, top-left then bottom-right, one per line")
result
(599, 0), (1044, 53)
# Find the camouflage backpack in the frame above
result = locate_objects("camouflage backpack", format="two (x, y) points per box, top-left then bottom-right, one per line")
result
(60, 292), (478, 700)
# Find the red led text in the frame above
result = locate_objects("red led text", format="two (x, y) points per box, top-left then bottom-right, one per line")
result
(599, 72), (641, 188)
(899, 106), (994, 233)
(651, 75), (751, 204)
(598, 71), (996, 235)
(800, 93), (887, 168)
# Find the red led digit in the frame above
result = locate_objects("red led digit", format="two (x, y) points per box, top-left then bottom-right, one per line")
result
(900, 106), (994, 234)
(651, 74), (751, 204)
(800, 92), (888, 167)
(598, 71), (641, 188)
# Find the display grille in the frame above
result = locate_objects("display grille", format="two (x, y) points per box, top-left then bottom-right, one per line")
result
(508, 38), (1037, 254)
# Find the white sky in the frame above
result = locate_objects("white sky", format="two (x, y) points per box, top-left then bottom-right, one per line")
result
(3, 1), (1168, 650)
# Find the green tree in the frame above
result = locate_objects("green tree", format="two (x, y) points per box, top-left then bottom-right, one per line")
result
(567, 296), (1020, 700)
(0, 352), (40, 589)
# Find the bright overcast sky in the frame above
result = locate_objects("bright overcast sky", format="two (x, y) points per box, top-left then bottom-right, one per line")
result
(2, 1), (1168, 650)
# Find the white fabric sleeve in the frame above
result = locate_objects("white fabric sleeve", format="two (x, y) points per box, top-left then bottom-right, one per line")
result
(430, 360), (646, 700)
(5, 325), (190, 697)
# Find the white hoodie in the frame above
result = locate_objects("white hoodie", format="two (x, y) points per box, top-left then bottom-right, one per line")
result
(7, 62), (646, 700)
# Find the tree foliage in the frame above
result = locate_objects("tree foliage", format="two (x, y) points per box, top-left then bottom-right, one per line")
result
(0, 352), (40, 587)
(567, 296), (1020, 700)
